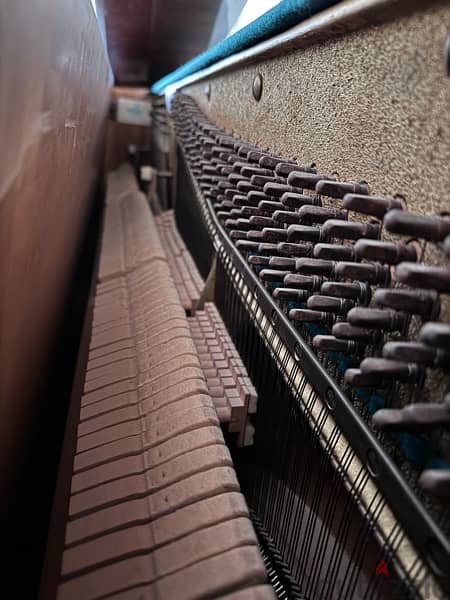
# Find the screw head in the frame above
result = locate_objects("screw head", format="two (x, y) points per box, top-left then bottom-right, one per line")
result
(366, 448), (381, 477)
(325, 387), (336, 410)
(252, 73), (263, 101)
(445, 33), (450, 76)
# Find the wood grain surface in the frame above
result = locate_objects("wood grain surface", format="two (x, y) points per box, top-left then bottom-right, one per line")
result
(0, 0), (110, 511)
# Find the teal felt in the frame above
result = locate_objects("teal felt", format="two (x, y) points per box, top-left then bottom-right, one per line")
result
(151, 0), (338, 94)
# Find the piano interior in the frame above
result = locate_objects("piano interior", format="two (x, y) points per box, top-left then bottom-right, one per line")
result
(1, 1), (449, 599)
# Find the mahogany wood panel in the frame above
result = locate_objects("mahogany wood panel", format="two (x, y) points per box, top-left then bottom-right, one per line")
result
(0, 0), (110, 511)
(101, 0), (221, 84)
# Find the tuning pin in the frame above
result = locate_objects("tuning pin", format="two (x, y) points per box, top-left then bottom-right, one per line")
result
(289, 308), (335, 325)
(273, 210), (303, 225)
(419, 322), (450, 349)
(259, 155), (285, 169)
(281, 193), (322, 209)
(332, 322), (379, 343)
(275, 162), (299, 177)
(238, 180), (265, 195)
(344, 368), (383, 387)
(315, 180), (369, 198)
(248, 255), (270, 267)
(216, 135), (237, 149)
(198, 135), (215, 151)
(252, 174), (283, 188)
(212, 146), (234, 160)
(208, 188), (221, 199)
(216, 197), (234, 209)
(347, 307), (407, 331)
(209, 167), (226, 178)
(418, 470), (450, 498)
(232, 194), (255, 207)
(236, 143), (257, 157)
(321, 281), (371, 303)
(284, 273), (323, 291)
(269, 256), (296, 269)
(384, 210), (450, 242)
(335, 262), (390, 285)
(264, 182), (303, 197)
(225, 173), (243, 190)
(313, 335), (363, 353)
(360, 358), (422, 383)
(236, 219), (253, 231)
(247, 150), (270, 163)
(230, 230), (248, 241)
(273, 288), (309, 303)
(236, 240), (260, 253)
(223, 181), (242, 200)
(296, 258), (336, 277)
(218, 165), (234, 176)
(241, 165), (273, 178)
(202, 164), (219, 177)
(258, 243), (280, 256)
(222, 151), (239, 163)
(287, 172), (336, 190)
(249, 215), (277, 228)
(217, 211), (232, 222)
(373, 288), (439, 320)
(218, 179), (237, 193)
(238, 206), (258, 218)
(259, 200), (285, 213)
(307, 295), (354, 314)
(382, 341), (450, 369)
(277, 242), (311, 257)
(343, 194), (405, 218)
(221, 187), (243, 202)
(322, 219), (380, 240)
(224, 188), (239, 200)
(298, 205), (347, 224)
(233, 143), (251, 155)
(313, 244), (355, 261)
(372, 397), (450, 432)
(224, 218), (239, 229)
(276, 162), (317, 177)
(246, 230), (265, 242)
(287, 225), (324, 243)
(259, 269), (291, 283)
(228, 173), (245, 187)
(395, 262), (450, 294)
(248, 191), (269, 205)
(354, 239), (417, 264)
(227, 155), (253, 174)
(262, 228), (289, 242)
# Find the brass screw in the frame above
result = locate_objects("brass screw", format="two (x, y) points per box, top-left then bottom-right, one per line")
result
(252, 73), (263, 101)
(445, 33), (450, 76)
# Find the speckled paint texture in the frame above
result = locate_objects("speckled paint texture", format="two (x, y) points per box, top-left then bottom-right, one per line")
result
(187, 1), (450, 216)
(185, 0), (450, 410)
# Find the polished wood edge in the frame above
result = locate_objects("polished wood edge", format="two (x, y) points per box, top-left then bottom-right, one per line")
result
(163, 0), (439, 98)
(38, 212), (103, 600)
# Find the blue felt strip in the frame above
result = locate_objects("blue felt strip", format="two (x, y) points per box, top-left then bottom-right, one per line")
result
(151, 0), (338, 94)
